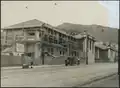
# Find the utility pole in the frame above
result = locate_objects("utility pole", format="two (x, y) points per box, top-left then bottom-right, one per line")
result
(84, 30), (88, 65)
(118, 29), (120, 75)
(40, 23), (45, 65)
(86, 34), (88, 65)
(41, 44), (44, 65)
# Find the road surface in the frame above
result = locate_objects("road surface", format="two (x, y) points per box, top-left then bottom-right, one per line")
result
(1, 63), (118, 87)
(82, 74), (119, 87)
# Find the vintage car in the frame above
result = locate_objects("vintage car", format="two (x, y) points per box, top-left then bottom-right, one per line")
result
(65, 56), (80, 66)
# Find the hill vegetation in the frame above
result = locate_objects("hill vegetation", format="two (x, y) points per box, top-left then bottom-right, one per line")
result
(56, 23), (118, 43)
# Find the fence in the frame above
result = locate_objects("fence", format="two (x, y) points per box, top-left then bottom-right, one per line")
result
(1, 55), (22, 67)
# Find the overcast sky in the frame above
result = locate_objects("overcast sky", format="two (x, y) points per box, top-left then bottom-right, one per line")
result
(99, 1), (119, 28)
(1, 1), (119, 28)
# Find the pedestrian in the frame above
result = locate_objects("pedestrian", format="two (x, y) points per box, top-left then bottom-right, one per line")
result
(77, 58), (80, 65)
(72, 56), (75, 66)
(70, 57), (73, 66)
(30, 61), (33, 68)
(65, 59), (68, 66)
(29, 56), (33, 68)
(41, 51), (45, 65)
(67, 56), (71, 66)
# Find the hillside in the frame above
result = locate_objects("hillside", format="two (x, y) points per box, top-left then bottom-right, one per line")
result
(56, 23), (118, 43)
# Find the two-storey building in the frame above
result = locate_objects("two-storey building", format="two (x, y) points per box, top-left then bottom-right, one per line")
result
(2, 19), (79, 65)
(74, 31), (96, 64)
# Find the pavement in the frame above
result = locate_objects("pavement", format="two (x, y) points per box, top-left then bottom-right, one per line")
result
(1, 63), (118, 87)
(1, 64), (65, 70)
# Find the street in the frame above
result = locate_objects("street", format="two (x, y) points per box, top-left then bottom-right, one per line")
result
(1, 63), (118, 87)
(82, 74), (119, 87)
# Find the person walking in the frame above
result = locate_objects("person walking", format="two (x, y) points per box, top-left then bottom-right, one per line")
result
(30, 60), (33, 68)
(28, 54), (33, 68)
(41, 51), (45, 65)
(65, 59), (68, 66)
(77, 58), (80, 65)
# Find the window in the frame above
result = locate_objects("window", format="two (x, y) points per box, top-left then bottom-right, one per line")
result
(63, 51), (64, 55)
(111, 50), (113, 57)
(56, 48), (59, 52)
(59, 38), (62, 44)
(42, 31), (44, 36)
(69, 44), (71, 48)
(92, 42), (94, 53)
(51, 48), (54, 55)
(90, 41), (91, 50)
(60, 51), (62, 55)
(49, 36), (53, 43)
(48, 29), (50, 34)
(74, 38), (76, 42)
(66, 49), (67, 52)
(75, 51), (76, 56)
(87, 40), (88, 48)
(28, 33), (35, 36)
(59, 33), (62, 37)
(54, 40), (57, 44)
(49, 30), (52, 34)
(44, 35), (48, 41)
(71, 37), (72, 41)
(77, 52), (79, 57)
(51, 30), (53, 34)
(62, 34), (64, 38)
(72, 52), (73, 56)
(7, 36), (12, 40)
(54, 31), (57, 35)
(39, 32), (41, 37)
(47, 48), (50, 52)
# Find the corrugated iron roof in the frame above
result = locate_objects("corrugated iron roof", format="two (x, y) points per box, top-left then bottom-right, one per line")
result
(108, 46), (118, 52)
(95, 42), (118, 52)
(74, 33), (96, 41)
(74, 34), (84, 39)
(45, 24), (68, 35)
(95, 43), (108, 50)
(3, 19), (73, 37)
(3, 19), (44, 29)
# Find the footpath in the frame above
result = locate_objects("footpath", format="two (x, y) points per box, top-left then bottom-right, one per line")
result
(1, 63), (118, 87)
(1, 64), (65, 70)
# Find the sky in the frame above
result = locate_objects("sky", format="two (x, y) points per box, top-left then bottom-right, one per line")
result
(1, 1), (119, 29)
(99, 1), (119, 28)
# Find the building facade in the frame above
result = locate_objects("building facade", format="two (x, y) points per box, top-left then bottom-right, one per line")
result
(2, 19), (80, 65)
(74, 32), (96, 64)
(95, 42), (118, 62)
(2, 19), (117, 66)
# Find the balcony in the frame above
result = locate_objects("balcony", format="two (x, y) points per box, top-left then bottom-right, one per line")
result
(26, 36), (37, 40)
(16, 36), (24, 41)
(15, 35), (40, 43)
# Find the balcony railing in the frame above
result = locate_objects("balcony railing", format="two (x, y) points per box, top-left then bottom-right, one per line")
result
(26, 36), (36, 40)
(15, 35), (40, 42)
(16, 36), (24, 41)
